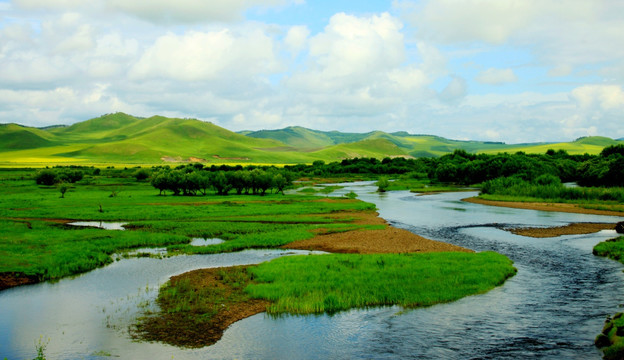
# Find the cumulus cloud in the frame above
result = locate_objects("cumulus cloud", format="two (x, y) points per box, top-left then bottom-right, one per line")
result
(409, 0), (537, 45)
(570, 84), (624, 111)
(14, 0), (300, 23)
(1, 0), (623, 143)
(284, 25), (310, 56)
(475, 68), (518, 85)
(130, 28), (280, 82)
(438, 76), (467, 104)
(399, 0), (624, 81)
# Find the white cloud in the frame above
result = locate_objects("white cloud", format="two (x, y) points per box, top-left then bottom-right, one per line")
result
(400, 0), (624, 80)
(130, 28), (280, 82)
(475, 68), (518, 85)
(13, 0), (300, 23)
(407, 0), (538, 44)
(570, 84), (624, 111)
(284, 25), (309, 56)
(438, 76), (467, 104)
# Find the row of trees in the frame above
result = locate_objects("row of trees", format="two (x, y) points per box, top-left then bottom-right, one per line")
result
(35, 169), (84, 186)
(150, 167), (293, 196)
(35, 145), (624, 194)
(286, 146), (623, 187)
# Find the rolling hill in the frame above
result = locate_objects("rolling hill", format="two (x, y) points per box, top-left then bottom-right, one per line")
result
(0, 113), (621, 167)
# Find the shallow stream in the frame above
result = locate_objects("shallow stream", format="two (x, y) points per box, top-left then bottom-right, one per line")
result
(2, 182), (624, 359)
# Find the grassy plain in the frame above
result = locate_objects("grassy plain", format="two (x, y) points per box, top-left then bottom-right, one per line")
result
(0, 167), (518, 351)
(0, 168), (374, 286)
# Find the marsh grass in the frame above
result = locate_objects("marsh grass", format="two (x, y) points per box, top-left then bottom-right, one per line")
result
(137, 252), (516, 347)
(593, 237), (624, 359)
(0, 169), (378, 284)
(246, 252), (516, 314)
(133, 266), (267, 347)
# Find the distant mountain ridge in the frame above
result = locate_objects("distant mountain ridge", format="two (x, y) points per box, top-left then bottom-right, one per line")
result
(0, 113), (621, 166)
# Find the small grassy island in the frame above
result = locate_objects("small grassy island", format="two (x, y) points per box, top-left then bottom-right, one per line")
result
(135, 252), (516, 347)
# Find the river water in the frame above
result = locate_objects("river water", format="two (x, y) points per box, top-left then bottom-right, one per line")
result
(1, 182), (624, 359)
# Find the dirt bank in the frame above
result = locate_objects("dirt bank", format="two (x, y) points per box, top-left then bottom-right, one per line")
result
(285, 211), (471, 254)
(135, 210), (471, 348)
(463, 197), (624, 217)
(504, 223), (615, 238)
(0, 272), (39, 291)
(133, 266), (269, 348)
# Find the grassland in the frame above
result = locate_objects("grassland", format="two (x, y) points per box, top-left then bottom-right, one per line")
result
(0, 168), (376, 287)
(247, 251), (516, 314)
(2, 113), (622, 167)
(0, 167), (519, 351)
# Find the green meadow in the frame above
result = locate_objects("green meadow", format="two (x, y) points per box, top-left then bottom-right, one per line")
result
(247, 251), (516, 314)
(2, 113), (622, 167)
(0, 168), (375, 282)
(0, 166), (518, 349)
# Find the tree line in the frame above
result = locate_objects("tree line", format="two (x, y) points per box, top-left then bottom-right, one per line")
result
(35, 145), (624, 195)
(149, 165), (293, 196)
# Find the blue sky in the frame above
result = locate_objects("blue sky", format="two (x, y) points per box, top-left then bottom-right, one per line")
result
(0, 0), (623, 143)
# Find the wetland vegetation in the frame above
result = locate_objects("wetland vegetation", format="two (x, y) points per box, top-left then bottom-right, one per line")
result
(2, 143), (624, 358)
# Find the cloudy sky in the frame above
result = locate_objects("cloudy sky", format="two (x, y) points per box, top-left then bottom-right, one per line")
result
(1, 0), (623, 143)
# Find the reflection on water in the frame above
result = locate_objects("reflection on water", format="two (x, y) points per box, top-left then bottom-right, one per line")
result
(67, 221), (127, 230)
(190, 238), (225, 246)
(2, 183), (624, 359)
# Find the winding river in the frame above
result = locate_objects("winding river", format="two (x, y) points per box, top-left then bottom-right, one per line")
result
(1, 182), (624, 359)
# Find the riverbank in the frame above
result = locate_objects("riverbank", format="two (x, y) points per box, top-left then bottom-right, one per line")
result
(134, 209), (498, 348)
(504, 223), (615, 238)
(136, 250), (514, 348)
(284, 210), (471, 254)
(463, 196), (624, 217)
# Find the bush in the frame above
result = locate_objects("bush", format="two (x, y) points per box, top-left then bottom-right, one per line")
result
(134, 169), (150, 181)
(35, 169), (57, 185)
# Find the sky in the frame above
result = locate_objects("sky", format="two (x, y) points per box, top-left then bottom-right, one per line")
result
(0, 0), (623, 143)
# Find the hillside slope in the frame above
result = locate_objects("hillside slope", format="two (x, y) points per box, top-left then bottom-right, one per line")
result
(0, 113), (622, 166)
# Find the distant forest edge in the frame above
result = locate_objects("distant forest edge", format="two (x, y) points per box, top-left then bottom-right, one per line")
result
(1, 112), (622, 166)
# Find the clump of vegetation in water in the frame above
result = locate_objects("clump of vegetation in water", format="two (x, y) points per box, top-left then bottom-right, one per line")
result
(133, 266), (266, 348)
(247, 252), (516, 314)
(135, 252), (516, 347)
(593, 237), (624, 262)
(595, 313), (624, 360)
(376, 176), (389, 192)
(478, 175), (624, 213)
(593, 236), (624, 359)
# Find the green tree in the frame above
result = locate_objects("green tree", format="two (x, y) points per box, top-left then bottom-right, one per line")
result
(273, 173), (287, 195)
(134, 168), (150, 181)
(376, 176), (390, 192)
(35, 169), (57, 185)
(58, 182), (69, 198)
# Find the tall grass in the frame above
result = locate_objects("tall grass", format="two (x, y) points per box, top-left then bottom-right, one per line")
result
(593, 237), (624, 359)
(481, 176), (624, 204)
(0, 169), (380, 283)
(246, 252), (516, 314)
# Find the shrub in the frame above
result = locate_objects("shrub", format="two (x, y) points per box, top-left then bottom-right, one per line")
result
(35, 169), (57, 185)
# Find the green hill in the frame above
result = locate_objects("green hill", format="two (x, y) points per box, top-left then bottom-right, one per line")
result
(0, 113), (622, 167)
(0, 124), (56, 150)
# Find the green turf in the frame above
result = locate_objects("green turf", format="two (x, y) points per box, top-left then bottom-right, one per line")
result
(246, 251), (516, 314)
(0, 168), (377, 282)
